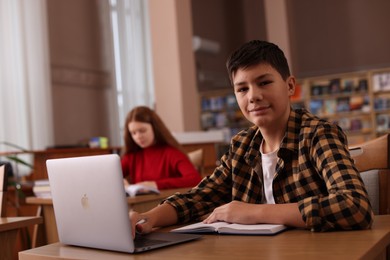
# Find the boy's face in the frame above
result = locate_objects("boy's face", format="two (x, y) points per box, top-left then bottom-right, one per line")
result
(232, 63), (295, 129)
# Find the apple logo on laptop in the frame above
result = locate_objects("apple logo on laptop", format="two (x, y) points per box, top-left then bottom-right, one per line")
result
(81, 194), (89, 209)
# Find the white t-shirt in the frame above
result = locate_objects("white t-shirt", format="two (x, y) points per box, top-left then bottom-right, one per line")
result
(260, 142), (277, 204)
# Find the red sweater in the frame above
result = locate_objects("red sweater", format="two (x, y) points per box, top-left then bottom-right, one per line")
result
(121, 145), (202, 189)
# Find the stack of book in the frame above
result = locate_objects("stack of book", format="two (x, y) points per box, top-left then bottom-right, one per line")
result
(32, 179), (51, 198)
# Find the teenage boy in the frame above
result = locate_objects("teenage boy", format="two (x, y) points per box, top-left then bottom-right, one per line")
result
(130, 40), (373, 235)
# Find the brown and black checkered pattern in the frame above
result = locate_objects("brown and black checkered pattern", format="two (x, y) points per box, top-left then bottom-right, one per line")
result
(164, 109), (374, 232)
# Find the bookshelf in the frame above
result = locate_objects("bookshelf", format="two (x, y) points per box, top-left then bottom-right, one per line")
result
(295, 68), (390, 145)
(199, 89), (251, 139)
(198, 68), (390, 145)
(371, 69), (390, 136)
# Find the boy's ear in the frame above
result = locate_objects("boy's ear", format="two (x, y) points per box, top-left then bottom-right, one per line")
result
(287, 76), (296, 96)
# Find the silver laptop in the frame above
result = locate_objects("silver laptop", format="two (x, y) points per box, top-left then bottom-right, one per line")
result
(46, 154), (201, 253)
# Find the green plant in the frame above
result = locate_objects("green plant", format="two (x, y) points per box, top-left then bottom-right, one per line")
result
(0, 141), (34, 247)
(0, 141), (34, 169)
(1, 140), (34, 198)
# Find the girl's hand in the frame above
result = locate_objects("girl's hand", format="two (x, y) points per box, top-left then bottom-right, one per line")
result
(123, 179), (130, 188)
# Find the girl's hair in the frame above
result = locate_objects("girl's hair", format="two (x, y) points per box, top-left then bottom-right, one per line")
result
(123, 106), (183, 154)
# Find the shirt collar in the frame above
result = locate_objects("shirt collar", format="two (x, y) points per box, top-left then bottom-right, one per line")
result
(244, 108), (304, 163)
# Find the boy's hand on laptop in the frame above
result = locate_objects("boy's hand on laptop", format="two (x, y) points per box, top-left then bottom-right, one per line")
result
(129, 211), (153, 238)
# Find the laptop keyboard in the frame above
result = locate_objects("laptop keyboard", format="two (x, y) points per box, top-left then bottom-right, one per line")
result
(134, 235), (169, 248)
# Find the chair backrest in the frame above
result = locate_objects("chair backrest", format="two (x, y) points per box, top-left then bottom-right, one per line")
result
(349, 134), (390, 215)
(0, 164), (7, 217)
(187, 149), (204, 174)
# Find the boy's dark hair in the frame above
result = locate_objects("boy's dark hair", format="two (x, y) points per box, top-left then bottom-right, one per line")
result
(226, 40), (291, 85)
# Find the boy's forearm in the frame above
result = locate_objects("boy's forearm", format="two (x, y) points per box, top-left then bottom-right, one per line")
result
(145, 203), (178, 228)
(257, 203), (306, 228)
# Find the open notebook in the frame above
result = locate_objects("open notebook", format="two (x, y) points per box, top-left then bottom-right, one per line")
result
(46, 154), (201, 253)
(171, 221), (288, 235)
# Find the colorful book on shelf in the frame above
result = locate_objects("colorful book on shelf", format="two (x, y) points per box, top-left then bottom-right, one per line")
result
(349, 96), (364, 111)
(374, 97), (390, 111)
(336, 97), (350, 112)
(376, 114), (390, 132)
(329, 78), (341, 94)
(357, 79), (368, 92)
(324, 99), (337, 115)
(350, 119), (363, 131)
(201, 112), (215, 129)
(336, 118), (351, 131)
(226, 94), (238, 108)
(310, 85), (323, 96)
(291, 83), (303, 101)
(373, 72), (390, 92)
(341, 78), (357, 93)
(201, 97), (211, 111)
(309, 100), (323, 115)
(374, 98), (386, 110)
(215, 112), (228, 128)
(209, 96), (225, 111)
(171, 221), (288, 235)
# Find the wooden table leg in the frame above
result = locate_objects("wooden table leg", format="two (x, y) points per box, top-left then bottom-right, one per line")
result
(0, 229), (18, 260)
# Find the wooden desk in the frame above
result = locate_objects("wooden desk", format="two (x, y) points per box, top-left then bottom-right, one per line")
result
(2, 143), (220, 179)
(0, 216), (42, 260)
(18, 215), (390, 260)
(30, 147), (121, 181)
(26, 187), (191, 246)
(1, 147), (122, 181)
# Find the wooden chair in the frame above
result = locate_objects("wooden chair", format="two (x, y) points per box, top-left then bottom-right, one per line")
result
(349, 134), (390, 215)
(0, 164), (8, 217)
(187, 149), (204, 175)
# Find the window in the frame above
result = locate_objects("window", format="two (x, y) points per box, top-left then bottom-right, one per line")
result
(108, 0), (155, 139)
(0, 0), (52, 177)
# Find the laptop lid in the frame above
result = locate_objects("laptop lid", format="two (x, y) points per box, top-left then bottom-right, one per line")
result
(47, 154), (200, 253)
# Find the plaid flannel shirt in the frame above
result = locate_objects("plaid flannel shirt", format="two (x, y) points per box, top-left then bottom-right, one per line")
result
(164, 109), (374, 231)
